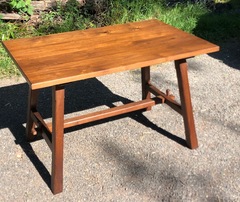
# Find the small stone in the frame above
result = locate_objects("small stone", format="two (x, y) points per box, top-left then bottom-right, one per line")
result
(16, 152), (22, 158)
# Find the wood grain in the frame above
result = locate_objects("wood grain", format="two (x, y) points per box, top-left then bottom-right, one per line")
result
(2, 20), (219, 89)
(51, 85), (65, 194)
(175, 59), (198, 149)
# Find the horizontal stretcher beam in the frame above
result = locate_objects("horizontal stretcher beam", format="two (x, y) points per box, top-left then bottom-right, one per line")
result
(32, 83), (182, 140)
(147, 83), (182, 114)
(31, 97), (163, 150)
(47, 98), (163, 131)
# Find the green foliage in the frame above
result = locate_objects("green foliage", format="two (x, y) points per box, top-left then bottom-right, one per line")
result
(0, 44), (20, 78)
(10, 0), (33, 16)
(0, 20), (38, 77)
(102, 0), (207, 33)
(37, 0), (95, 35)
(0, 20), (19, 77)
(194, 12), (240, 42)
(160, 2), (209, 33)
(0, 21), (19, 40)
(230, 0), (240, 9)
(0, 19), (37, 40)
(104, 0), (164, 25)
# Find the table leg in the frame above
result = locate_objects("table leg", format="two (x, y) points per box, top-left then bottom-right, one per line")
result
(141, 66), (151, 111)
(175, 59), (198, 149)
(51, 85), (65, 194)
(26, 87), (39, 141)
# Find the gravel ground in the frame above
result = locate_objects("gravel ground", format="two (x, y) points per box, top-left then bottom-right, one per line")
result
(0, 45), (239, 201)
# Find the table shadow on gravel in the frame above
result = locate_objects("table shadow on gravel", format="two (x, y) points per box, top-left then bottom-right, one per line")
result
(209, 41), (240, 71)
(0, 77), (186, 191)
(98, 140), (226, 201)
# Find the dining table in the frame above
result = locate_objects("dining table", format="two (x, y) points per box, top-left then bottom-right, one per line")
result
(2, 19), (219, 194)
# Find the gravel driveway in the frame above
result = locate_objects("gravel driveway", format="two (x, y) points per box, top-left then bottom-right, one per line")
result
(0, 42), (239, 201)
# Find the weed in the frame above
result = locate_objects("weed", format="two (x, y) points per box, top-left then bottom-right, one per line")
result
(0, 21), (18, 40)
(37, 0), (95, 35)
(101, 0), (207, 34)
(0, 44), (20, 78)
(194, 12), (240, 42)
(10, 0), (33, 16)
(0, 20), (38, 77)
(103, 0), (164, 25)
(160, 2), (208, 33)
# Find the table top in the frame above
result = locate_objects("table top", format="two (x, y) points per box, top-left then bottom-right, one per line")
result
(2, 19), (219, 90)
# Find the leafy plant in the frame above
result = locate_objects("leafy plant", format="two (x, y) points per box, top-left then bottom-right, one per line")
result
(0, 19), (38, 77)
(160, 2), (208, 33)
(103, 0), (164, 25)
(0, 44), (20, 78)
(0, 20), (18, 40)
(38, 0), (95, 34)
(0, 20), (18, 76)
(10, 0), (33, 16)
(102, 0), (207, 34)
(194, 12), (240, 42)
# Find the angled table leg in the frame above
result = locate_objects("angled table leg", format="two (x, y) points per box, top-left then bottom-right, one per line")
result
(141, 66), (152, 111)
(51, 85), (65, 194)
(175, 59), (198, 149)
(26, 87), (39, 141)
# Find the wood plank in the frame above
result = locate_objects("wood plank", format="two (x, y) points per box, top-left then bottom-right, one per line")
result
(0, 13), (21, 20)
(26, 89), (39, 141)
(51, 85), (64, 194)
(0, 1), (53, 20)
(175, 59), (198, 149)
(2, 20), (219, 89)
(148, 83), (182, 114)
(141, 66), (152, 111)
(33, 111), (51, 132)
(47, 99), (158, 130)
(31, 1), (50, 11)
(31, 111), (53, 150)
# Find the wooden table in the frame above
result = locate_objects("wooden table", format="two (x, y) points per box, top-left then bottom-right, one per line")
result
(2, 19), (219, 194)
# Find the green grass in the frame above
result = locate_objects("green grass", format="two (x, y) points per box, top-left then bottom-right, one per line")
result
(0, 44), (20, 78)
(103, 0), (164, 25)
(100, 0), (208, 34)
(0, 22), (19, 77)
(194, 12), (240, 42)
(158, 2), (208, 33)
(0, 20), (38, 77)
(230, 0), (240, 8)
(194, 0), (240, 42)
(1, 0), (240, 77)
(37, 0), (96, 35)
